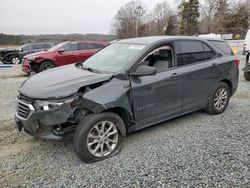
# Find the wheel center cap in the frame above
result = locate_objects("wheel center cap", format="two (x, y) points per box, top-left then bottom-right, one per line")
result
(100, 135), (105, 141)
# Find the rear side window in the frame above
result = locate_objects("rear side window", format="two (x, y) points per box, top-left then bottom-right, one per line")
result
(209, 41), (233, 55)
(176, 41), (207, 66)
(34, 44), (44, 49)
(89, 43), (105, 49)
(43, 44), (52, 48)
(78, 43), (89, 50)
(78, 43), (105, 50)
(203, 43), (217, 60)
(176, 41), (217, 66)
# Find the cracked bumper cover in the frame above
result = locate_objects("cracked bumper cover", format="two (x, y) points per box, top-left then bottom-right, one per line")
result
(15, 103), (73, 140)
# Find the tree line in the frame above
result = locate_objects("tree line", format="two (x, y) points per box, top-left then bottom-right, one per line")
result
(0, 33), (116, 45)
(111, 0), (250, 39)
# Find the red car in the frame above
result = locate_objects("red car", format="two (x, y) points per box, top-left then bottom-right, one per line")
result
(22, 41), (108, 74)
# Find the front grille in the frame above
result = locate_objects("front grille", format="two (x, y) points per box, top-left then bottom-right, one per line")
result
(17, 100), (31, 119)
(18, 93), (34, 103)
(16, 94), (34, 119)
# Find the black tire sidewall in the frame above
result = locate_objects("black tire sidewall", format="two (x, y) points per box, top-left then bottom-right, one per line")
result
(207, 82), (230, 115)
(39, 61), (55, 72)
(74, 112), (125, 163)
(244, 72), (250, 81)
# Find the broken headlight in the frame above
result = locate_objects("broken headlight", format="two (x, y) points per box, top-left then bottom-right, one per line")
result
(33, 97), (79, 111)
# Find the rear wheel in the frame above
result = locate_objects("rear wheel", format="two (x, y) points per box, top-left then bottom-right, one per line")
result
(10, 56), (20, 64)
(206, 82), (230, 115)
(244, 72), (250, 81)
(39, 61), (55, 72)
(74, 112), (126, 163)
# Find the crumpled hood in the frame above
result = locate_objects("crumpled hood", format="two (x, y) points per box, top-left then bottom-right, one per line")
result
(24, 51), (50, 59)
(19, 64), (113, 99)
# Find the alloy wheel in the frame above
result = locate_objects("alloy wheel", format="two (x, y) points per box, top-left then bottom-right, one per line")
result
(12, 57), (20, 64)
(213, 88), (228, 111)
(87, 121), (118, 157)
(42, 63), (54, 71)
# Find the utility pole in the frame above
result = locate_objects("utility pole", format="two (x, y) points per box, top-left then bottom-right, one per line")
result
(135, 5), (143, 37)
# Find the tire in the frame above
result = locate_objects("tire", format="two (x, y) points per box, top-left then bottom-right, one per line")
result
(10, 55), (20, 64)
(206, 82), (231, 115)
(244, 72), (250, 81)
(39, 61), (55, 72)
(74, 112), (126, 163)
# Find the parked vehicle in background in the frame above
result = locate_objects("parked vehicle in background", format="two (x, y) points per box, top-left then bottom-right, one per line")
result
(22, 41), (108, 75)
(243, 29), (250, 55)
(243, 52), (250, 81)
(0, 43), (53, 64)
(15, 36), (239, 162)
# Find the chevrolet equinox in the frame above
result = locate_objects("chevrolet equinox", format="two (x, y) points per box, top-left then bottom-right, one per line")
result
(15, 36), (239, 162)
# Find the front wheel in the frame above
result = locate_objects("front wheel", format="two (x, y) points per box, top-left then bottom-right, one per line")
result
(244, 72), (250, 81)
(74, 112), (126, 163)
(39, 61), (55, 72)
(206, 82), (230, 115)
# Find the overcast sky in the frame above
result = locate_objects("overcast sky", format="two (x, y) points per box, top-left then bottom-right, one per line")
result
(0, 0), (178, 35)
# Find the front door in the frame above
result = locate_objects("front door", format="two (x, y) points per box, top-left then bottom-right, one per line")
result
(55, 42), (79, 66)
(130, 45), (183, 130)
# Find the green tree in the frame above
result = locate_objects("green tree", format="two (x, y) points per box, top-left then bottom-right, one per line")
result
(165, 15), (179, 35)
(178, 0), (200, 35)
(225, 2), (249, 38)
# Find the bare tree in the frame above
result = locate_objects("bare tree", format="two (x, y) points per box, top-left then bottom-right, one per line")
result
(111, 0), (147, 38)
(200, 0), (217, 33)
(152, 2), (173, 35)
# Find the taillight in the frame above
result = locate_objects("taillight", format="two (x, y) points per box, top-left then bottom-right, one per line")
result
(234, 56), (240, 67)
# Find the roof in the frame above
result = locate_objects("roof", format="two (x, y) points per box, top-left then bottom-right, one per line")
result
(118, 36), (224, 45)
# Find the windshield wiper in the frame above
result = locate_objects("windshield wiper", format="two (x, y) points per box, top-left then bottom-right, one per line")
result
(82, 66), (101, 74)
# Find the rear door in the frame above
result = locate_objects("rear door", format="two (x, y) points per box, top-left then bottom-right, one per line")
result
(76, 43), (103, 62)
(175, 40), (219, 113)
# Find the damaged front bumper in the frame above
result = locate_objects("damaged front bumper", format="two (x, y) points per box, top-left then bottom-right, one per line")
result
(15, 100), (75, 140)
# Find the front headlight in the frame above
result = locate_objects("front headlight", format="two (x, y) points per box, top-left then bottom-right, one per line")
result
(33, 97), (78, 111)
(27, 55), (39, 61)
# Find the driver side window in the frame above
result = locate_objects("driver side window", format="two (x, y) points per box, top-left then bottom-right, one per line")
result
(64, 43), (78, 52)
(140, 45), (173, 72)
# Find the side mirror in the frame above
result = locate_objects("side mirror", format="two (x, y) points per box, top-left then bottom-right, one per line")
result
(130, 65), (157, 77)
(57, 49), (64, 53)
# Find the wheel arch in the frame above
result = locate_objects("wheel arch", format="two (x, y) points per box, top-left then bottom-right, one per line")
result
(104, 107), (132, 132)
(30, 59), (56, 72)
(220, 79), (233, 96)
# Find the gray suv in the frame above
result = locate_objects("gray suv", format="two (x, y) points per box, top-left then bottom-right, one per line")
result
(15, 36), (239, 162)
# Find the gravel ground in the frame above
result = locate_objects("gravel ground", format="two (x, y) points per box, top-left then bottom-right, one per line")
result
(0, 58), (250, 187)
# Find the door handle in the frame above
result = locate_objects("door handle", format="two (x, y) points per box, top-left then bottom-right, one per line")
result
(212, 63), (217, 67)
(170, 73), (180, 78)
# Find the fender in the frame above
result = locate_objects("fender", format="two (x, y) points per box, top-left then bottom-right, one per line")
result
(81, 78), (133, 117)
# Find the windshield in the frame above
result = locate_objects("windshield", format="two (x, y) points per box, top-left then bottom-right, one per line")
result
(82, 43), (145, 73)
(48, 42), (68, 52)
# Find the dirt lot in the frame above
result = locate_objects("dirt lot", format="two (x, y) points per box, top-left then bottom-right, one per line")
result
(0, 57), (249, 187)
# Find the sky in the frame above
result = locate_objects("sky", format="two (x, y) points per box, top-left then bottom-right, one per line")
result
(0, 0), (178, 35)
